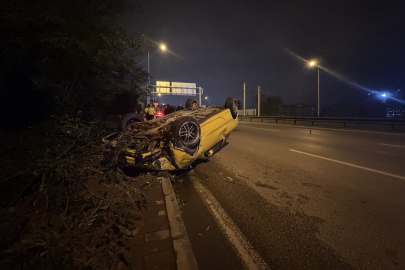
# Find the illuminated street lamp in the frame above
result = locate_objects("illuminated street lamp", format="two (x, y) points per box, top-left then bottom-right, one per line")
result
(380, 92), (388, 103)
(205, 96), (210, 106)
(309, 61), (320, 117)
(147, 44), (166, 104)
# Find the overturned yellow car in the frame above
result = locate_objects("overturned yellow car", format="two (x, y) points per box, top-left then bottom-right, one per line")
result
(103, 97), (238, 170)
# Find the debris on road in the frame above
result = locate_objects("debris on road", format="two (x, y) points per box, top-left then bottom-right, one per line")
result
(177, 199), (186, 210)
(226, 177), (234, 183)
(255, 181), (278, 190)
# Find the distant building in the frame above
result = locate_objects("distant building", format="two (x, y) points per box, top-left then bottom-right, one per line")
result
(386, 107), (404, 118)
(279, 104), (316, 117)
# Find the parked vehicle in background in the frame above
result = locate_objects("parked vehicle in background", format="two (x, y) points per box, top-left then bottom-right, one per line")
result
(155, 109), (163, 118)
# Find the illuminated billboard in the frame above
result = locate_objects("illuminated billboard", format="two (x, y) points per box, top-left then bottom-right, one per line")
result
(171, 82), (196, 95)
(156, 81), (170, 94)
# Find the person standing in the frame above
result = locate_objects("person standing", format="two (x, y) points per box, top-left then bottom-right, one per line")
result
(164, 104), (176, 115)
(145, 104), (155, 120)
(176, 103), (184, 111)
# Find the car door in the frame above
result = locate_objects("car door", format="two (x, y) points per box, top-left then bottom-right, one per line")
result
(199, 113), (227, 151)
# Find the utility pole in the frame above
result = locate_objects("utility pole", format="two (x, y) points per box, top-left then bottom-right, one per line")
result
(258, 86), (260, 116)
(243, 83), (246, 116)
(199, 87), (202, 106)
(317, 68), (320, 117)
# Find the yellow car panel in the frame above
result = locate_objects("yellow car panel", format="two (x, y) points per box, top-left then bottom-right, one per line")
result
(166, 109), (238, 169)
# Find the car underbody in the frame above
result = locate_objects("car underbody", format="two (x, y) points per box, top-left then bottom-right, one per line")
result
(104, 104), (236, 171)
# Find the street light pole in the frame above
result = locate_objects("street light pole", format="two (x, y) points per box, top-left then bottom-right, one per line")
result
(243, 83), (246, 116)
(317, 68), (320, 117)
(258, 86), (260, 116)
(309, 61), (320, 117)
(146, 45), (166, 106)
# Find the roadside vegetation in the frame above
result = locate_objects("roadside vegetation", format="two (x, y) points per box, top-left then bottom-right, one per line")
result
(0, 0), (150, 126)
(260, 96), (284, 116)
(0, 0), (154, 269)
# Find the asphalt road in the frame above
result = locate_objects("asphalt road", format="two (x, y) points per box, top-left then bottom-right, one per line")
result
(174, 122), (405, 270)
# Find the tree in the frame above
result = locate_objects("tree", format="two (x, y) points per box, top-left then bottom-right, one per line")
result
(0, 0), (151, 126)
(261, 96), (283, 116)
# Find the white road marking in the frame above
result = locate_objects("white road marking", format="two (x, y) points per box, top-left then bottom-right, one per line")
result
(289, 149), (405, 181)
(238, 121), (405, 136)
(380, 143), (405, 148)
(238, 126), (280, 132)
(190, 177), (269, 270)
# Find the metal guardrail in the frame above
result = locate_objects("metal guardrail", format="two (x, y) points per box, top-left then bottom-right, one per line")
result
(238, 116), (405, 132)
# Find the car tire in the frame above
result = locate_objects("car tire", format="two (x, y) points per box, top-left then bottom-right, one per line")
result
(225, 97), (238, 119)
(117, 113), (144, 131)
(171, 116), (201, 149)
(186, 98), (199, 109)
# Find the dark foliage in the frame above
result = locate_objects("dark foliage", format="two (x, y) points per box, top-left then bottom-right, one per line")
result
(104, 91), (140, 116)
(0, 0), (151, 127)
(260, 96), (283, 116)
(0, 0), (157, 268)
(0, 114), (150, 269)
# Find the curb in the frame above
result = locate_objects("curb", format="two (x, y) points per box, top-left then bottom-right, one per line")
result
(162, 178), (199, 270)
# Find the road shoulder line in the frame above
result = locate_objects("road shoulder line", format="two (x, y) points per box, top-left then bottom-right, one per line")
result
(162, 177), (199, 270)
(379, 143), (405, 148)
(189, 176), (269, 270)
(289, 149), (405, 180)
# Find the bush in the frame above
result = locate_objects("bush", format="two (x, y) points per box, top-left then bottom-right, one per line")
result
(0, 0), (151, 127)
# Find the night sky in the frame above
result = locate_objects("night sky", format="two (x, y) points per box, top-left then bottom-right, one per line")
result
(128, 0), (405, 108)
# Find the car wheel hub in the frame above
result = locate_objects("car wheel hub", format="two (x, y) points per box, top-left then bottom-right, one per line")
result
(179, 122), (198, 143)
